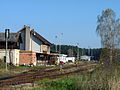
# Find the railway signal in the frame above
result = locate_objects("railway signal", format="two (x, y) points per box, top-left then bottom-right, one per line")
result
(5, 29), (10, 71)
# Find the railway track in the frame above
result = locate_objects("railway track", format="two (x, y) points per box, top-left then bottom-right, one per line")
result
(0, 62), (98, 88)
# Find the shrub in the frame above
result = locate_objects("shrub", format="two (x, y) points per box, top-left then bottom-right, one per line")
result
(0, 58), (6, 68)
(38, 65), (120, 90)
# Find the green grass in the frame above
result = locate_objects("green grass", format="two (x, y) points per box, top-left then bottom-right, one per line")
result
(0, 64), (54, 77)
(31, 64), (120, 90)
(0, 59), (119, 90)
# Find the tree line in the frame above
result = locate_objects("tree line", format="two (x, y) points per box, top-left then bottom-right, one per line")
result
(50, 44), (101, 60)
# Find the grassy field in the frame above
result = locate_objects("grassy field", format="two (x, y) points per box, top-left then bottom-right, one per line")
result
(30, 64), (120, 90)
(0, 63), (54, 77)
(0, 60), (120, 90)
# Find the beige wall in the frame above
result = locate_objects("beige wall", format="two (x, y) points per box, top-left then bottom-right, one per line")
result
(41, 45), (50, 54)
(0, 49), (19, 66)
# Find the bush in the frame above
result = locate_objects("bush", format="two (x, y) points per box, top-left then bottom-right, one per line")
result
(41, 78), (77, 90)
(0, 58), (6, 68)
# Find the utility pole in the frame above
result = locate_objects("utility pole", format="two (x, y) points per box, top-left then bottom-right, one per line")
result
(59, 33), (63, 54)
(55, 35), (58, 52)
(88, 46), (90, 56)
(59, 33), (63, 70)
(58, 36), (61, 65)
(5, 29), (10, 71)
(77, 43), (79, 60)
(88, 46), (91, 61)
(82, 48), (84, 56)
(58, 33), (63, 54)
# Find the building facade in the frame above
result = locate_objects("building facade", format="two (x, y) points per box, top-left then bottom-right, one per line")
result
(0, 25), (57, 66)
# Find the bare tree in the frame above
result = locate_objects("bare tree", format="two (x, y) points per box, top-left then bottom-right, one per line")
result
(96, 9), (120, 65)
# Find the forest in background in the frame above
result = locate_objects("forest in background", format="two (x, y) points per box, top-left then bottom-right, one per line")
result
(50, 44), (101, 60)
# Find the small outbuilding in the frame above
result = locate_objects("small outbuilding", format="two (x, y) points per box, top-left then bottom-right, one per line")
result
(80, 55), (91, 61)
(57, 54), (75, 64)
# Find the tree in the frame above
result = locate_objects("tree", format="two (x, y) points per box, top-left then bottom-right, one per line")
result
(96, 9), (120, 65)
(67, 49), (73, 57)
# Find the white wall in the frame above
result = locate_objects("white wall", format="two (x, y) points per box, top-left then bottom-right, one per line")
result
(30, 34), (42, 53)
(80, 55), (91, 61)
(0, 49), (19, 65)
(57, 54), (67, 64)
(66, 57), (75, 62)
(57, 54), (75, 64)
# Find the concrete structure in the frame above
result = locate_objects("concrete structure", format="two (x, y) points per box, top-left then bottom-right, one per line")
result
(66, 57), (75, 63)
(0, 25), (57, 66)
(18, 25), (52, 65)
(57, 54), (67, 64)
(0, 49), (19, 65)
(80, 55), (91, 61)
(0, 32), (21, 66)
(19, 26), (51, 54)
(57, 54), (75, 64)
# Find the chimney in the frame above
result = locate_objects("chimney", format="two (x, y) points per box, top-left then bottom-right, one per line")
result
(24, 25), (31, 51)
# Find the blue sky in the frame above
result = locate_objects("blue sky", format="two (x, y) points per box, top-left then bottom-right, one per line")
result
(0, 0), (120, 48)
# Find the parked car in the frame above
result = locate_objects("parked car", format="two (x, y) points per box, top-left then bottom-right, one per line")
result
(59, 61), (65, 65)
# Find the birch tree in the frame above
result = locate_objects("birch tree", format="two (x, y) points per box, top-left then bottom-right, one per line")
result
(96, 9), (120, 65)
